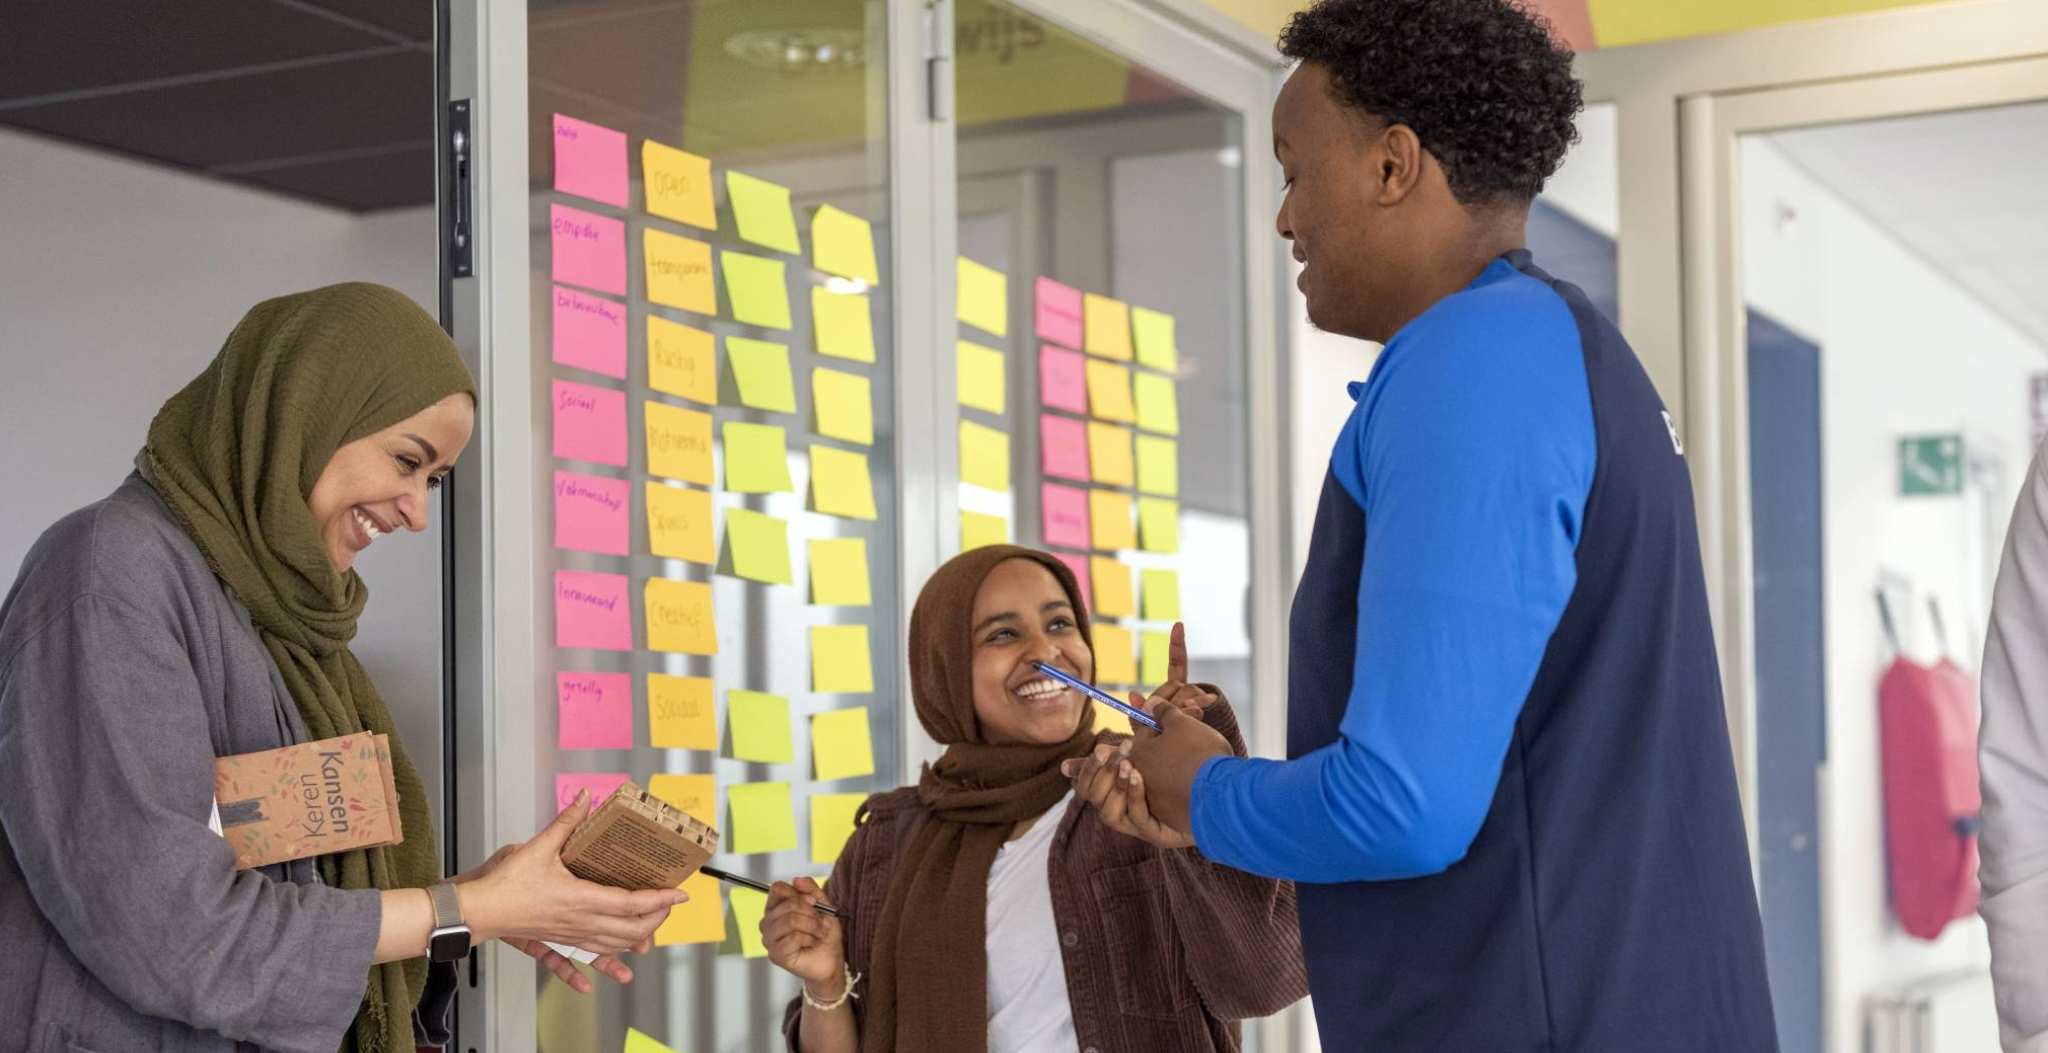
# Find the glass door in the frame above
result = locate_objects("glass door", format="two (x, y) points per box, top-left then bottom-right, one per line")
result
(1684, 58), (2048, 1053)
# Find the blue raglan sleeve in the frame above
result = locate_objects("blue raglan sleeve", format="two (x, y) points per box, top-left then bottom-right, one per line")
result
(1187, 293), (1596, 883)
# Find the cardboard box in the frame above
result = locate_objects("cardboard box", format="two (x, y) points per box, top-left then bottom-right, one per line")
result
(560, 780), (719, 890)
(212, 732), (403, 869)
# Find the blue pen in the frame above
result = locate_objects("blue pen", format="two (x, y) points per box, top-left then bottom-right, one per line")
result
(1030, 661), (1162, 731)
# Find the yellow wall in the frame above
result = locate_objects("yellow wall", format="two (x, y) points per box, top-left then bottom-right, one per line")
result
(1196, 0), (1968, 50)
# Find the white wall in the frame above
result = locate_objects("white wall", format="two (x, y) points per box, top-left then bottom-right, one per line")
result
(0, 128), (449, 834)
(1743, 134), (2038, 1053)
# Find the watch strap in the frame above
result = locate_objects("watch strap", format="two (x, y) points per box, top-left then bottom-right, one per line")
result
(428, 882), (464, 930)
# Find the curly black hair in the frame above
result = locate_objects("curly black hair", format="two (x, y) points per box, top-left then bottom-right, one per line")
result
(1279, 0), (1583, 207)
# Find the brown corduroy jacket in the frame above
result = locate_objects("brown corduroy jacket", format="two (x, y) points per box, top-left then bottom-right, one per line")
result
(782, 697), (1306, 1052)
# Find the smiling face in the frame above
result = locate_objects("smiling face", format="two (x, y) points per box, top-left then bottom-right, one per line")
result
(968, 558), (1094, 746)
(305, 392), (475, 572)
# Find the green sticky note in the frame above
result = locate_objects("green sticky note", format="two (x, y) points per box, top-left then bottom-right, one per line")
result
(812, 367), (873, 446)
(811, 707), (875, 781)
(811, 624), (874, 693)
(722, 250), (792, 330)
(624, 1026), (682, 1053)
(730, 885), (772, 957)
(1138, 496), (1180, 553)
(726, 170), (800, 254)
(812, 288), (876, 363)
(811, 792), (866, 865)
(728, 782), (798, 855)
(1142, 567), (1181, 621)
(1136, 434), (1179, 497)
(725, 507), (792, 585)
(1141, 630), (1173, 686)
(728, 690), (794, 764)
(727, 336), (796, 414)
(1134, 371), (1179, 435)
(723, 421), (793, 494)
(808, 537), (871, 606)
(1132, 306), (1177, 372)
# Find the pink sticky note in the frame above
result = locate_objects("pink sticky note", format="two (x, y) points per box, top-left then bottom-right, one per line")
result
(552, 380), (627, 467)
(551, 286), (626, 379)
(553, 471), (629, 555)
(553, 114), (628, 208)
(555, 570), (632, 650)
(1036, 277), (1084, 349)
(1055, 552), (1093, 611)
(1041, 414), (1090, 481)
(555, 772), (629, 815)
(558, 671), (633, 750)
(1040, 346), (1088, 414)
(1043, 483), (1092, 549)
(550, 204), (626, 296)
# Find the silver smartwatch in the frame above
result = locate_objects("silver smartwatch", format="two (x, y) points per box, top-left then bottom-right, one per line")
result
(426, 882), (472, 963)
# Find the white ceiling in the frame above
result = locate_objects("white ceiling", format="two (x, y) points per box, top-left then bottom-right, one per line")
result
(1767, 101), (2048, 349)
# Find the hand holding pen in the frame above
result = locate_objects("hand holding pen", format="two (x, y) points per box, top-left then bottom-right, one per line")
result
(1061, 623), (1215, 849)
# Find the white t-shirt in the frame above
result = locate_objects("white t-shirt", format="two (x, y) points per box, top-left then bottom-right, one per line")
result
(985, 791), (1079, 1053)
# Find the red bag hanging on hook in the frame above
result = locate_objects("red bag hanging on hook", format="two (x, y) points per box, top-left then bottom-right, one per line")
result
(1877, 593), (1982, 941)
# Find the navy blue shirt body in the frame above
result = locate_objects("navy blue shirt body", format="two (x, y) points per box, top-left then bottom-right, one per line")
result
(1191, 251), (1777, 1049)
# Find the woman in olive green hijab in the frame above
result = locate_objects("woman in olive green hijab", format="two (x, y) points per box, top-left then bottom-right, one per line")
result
(0, 283), (681, 1053)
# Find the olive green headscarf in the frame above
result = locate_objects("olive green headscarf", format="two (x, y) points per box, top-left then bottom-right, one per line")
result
(137, 282), (475, 1053)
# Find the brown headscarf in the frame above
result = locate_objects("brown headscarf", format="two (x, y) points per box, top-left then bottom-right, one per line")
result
(861, 545), (1110, 1052)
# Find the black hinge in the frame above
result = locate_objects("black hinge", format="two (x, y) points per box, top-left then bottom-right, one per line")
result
(448, 100), (475, 278)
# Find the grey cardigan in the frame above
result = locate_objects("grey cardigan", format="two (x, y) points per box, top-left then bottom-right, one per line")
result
(0, 476), (384, 1053)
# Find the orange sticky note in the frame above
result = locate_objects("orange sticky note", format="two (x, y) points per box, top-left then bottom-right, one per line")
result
(642, 140), (716, 230)
(1093, 623), (1137, 685)
(647, 315), (716, 405)
(1090, 557), (1135, 618)
(1086, 422), (1134, 488)
(647, 675), (716, 751)
(652, 870), (724, 947)
(644, 228), (716, 315)
(648, 772), (718, 826)
(1083, 293), (1133, 360)
(1085, 359), (1136, 423)
(645, 481), (714, 565)
(645, 401), (714, 485)
(645, 577), (717, 655)
(1089, 490), (1135, 551)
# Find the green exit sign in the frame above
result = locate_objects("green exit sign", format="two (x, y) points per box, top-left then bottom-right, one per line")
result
(1899, 434), (1963, 496)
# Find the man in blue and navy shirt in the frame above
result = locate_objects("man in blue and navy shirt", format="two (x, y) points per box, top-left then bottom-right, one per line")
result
(1123, 0), (1780, 1048)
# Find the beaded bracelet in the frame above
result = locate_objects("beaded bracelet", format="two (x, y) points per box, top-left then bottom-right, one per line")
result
(802, 967), (863, 1012)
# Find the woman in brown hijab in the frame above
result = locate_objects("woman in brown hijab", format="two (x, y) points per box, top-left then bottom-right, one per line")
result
(763, 545), (1305, 1052)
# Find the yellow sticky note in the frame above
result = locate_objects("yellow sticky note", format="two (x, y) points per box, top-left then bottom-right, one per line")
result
(1085, 360), (1136, 423)
(1136, 435), (1179, 497)
(730, 885), (772, 957)
(1142, 630), (1173, 687)
(652, 870), (724, 947)
(645, 482), (714, 564)
(726, 170), (800, 255)
(957, 340), (1006, 416)
(645, 577), (717, 655)
(1086, 422), (1134, 488)
(1132, 306), (1177, 372)
(642, 140), (715, 230)
(812, 288), (876, 363)
(1093, 703), (1134, 736)
(810, 445), (877, 520)
(626, 1025), (684, 1053)
(645, 401), (714, 485)
(812, 707), (875, 781)
(958, 420), (1011, 492)
(728, 690), (794, 764)
(957, 257), (1008, 338)
(723, 421), (794, 494)
(1093, 623), (1137, 685)
(1083, 293), (1133, 360)
(1139, 497), (1180, 553)
(648, 772), (718, 826)
(961, 510), (1007, 551)
(812, 205), (879, 284)
(812, 368), (873, 446)
(1090, 490), (1135, 551)
(729, 782), (798, 855)
(647, 675), (716, 751)
(1091, 557), (1135, 618)
(811, 624), (874, 693)
(1141, 568), (1181, 622)
(1134, 372), (1180, 435)
(727, 337), (796, 414)
(725, 507), (792, 585)
(809, 538), (871, 607)
(647, 315), (716, 405)
(811, 792), (866, 865)
(644, 228), (716, 316)
(722, 250), (792, 330)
